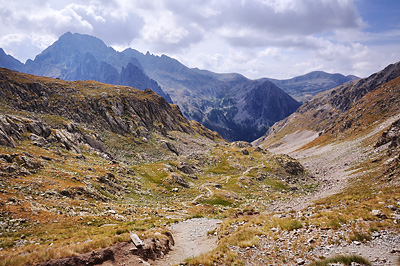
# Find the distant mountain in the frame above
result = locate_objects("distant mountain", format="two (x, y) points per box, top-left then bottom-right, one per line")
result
(120, 49), (301, 141)
(266, 71), (359, 103)
(10, 32), (172, 103)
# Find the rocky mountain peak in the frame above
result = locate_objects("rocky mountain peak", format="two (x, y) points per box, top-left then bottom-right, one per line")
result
(15, 33), (173, 103)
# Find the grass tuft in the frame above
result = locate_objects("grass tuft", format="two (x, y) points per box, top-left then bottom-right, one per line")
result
(275, 218), (303, 231)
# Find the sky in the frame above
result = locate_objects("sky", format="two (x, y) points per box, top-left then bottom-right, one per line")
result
(0, 0), (399, 79)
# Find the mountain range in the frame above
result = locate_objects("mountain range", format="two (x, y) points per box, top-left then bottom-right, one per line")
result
(0, 32), (358, 141)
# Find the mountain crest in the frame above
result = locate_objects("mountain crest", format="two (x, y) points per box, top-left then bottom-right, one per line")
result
(14, 32), (173, 103)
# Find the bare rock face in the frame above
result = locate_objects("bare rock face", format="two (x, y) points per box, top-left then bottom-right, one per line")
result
(0, 114), (109, 158)
(376, 119), (400, 149)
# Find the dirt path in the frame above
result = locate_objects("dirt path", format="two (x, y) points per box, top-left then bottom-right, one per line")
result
(151, 218), (221, 266)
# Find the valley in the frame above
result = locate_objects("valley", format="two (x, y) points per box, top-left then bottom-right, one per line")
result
(0, 42), (399, 265)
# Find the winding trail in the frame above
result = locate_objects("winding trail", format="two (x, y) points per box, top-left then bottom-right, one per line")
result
(190, 183), (214, 205)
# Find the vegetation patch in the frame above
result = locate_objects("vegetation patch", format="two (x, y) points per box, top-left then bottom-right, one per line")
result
(310, 254), (371, 266)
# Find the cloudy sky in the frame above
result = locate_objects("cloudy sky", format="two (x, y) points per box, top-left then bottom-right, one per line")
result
(0, 0), (399, 79)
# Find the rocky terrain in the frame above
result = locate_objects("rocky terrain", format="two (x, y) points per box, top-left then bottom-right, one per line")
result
(225, 61), (400, 265)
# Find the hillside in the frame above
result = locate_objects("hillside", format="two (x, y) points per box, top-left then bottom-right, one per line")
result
(254, 61), (400, 150)
(0, 68), (318, 266)
(210, 61), (400, 266)
(266, 71), (359, 103)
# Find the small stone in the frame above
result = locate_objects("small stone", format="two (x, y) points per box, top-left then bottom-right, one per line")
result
(371, 210), (387, 219)
(296, 258), (305, 265)
(353, 241), (361, 245)
(372, 232), (381, 238)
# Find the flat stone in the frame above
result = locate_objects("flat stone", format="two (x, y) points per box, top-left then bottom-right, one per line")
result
(130, 233), (144, 247)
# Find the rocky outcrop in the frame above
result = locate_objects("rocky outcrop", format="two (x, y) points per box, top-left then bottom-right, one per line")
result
(0, 152), (43, 178)
(375, 119), (400, 150)
(375, 119), (400, 180)
(0, 114), (109, 157)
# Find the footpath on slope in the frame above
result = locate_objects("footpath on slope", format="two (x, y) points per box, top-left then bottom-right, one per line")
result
(151, 218), (221, 266)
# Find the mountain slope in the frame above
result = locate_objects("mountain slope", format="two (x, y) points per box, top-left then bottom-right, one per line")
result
(0, 48), (24, 71)
(266, 71), (359, 103)
(0, 33), (301, 142)
(0, 67), (220, 162)
(254, 61), (400, 150)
